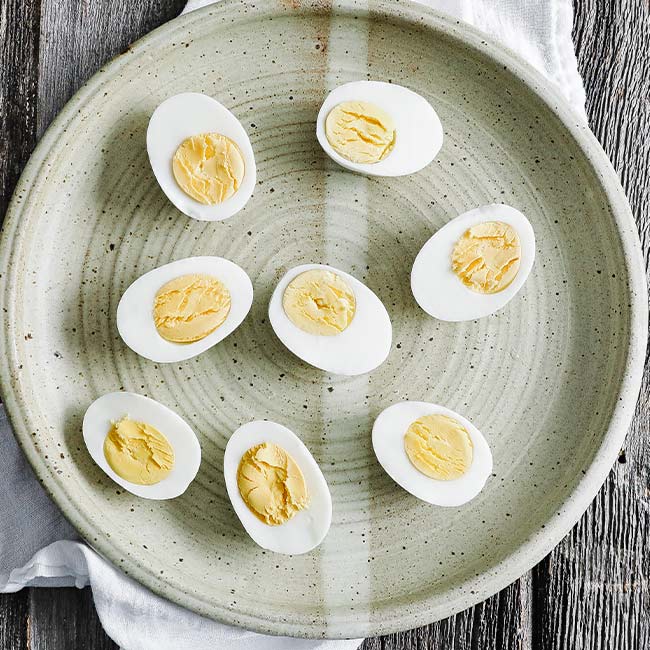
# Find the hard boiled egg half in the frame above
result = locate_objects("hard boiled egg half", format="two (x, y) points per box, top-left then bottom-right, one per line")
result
(83, 392), (201, 500)
(117, 256), (253, 363)
(372, 401), (492, 507)
(411, 204), (535, 321)
(224, 420), (332, 555)
(147, 93), (256, 221)
(268, 263), (392, 376)
(316, 80), (443, 176)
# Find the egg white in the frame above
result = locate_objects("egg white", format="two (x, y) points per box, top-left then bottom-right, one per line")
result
(83, 392), (201, 500)
(147, 92), (256, 221)
(411, 204), (536, 321)
(223, 420), (332, 555)
(117, 256), (253, 363)
(372, 401), (493, 507)
(268, 263), (392, 376)
(316, 80), (443, 177)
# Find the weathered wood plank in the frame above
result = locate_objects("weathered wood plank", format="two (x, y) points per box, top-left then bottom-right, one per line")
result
(0, 589), (29, 650)
(0, 0), (41, 218)
(28, 588), (117, 650)
(0, 1), (41, 646)
(0, 0), (40, 650)
(531, 1), (650, 648)
(37, 0), (186, 137)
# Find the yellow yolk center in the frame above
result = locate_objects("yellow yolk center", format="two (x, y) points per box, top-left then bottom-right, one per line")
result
(325, 100), (396, 164)
(404, 414), (473, 481)
(282, 269), (356, 336)
(172, 132), (245, 205)
(237, 442), (310, 526)
(103, 417), (174, 485)
(451, 221), (521, 294)
(153, 273), (231, 344)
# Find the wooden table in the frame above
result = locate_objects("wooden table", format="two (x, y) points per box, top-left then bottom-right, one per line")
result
(1, 1), (648, 647)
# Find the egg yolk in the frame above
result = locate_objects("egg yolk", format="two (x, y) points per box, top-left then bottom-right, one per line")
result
(172, 132), (245, 205)
(325, 100), (396, 164)
(237, 442), (310, 526)
(451, 221), (521, 294)
(153, 273), (231, 343)
(282, 269), (356, 336)
(404, 414), (473, 481)
(103, 417), (174, 485)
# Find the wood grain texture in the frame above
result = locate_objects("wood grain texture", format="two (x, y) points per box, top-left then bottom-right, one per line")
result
(0, 589), (29, 650)
(28, 589), (116, 650)
(0, 0), (40, 218)
(0, 0), (647, 648)
(0, 4), (40, 646)
(37, 0), (186, 137)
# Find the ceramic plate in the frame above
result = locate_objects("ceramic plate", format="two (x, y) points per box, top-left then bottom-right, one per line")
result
(0, 0), (646, 638)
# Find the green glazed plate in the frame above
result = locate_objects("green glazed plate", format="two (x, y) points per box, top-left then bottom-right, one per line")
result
(0, 0), (646, 638)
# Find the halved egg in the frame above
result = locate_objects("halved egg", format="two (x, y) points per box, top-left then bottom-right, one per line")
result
(224, 420), (332, 555)
(411, 204), (535, 321)
(316, 80), (443, 176)
(83, 392), (201, 500)
(117, 256), (253, 363)
(268, 263), (392, 376)
(372, 401), (492, 507)
(147, 93), (256, 221)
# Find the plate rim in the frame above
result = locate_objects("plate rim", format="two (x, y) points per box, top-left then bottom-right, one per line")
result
(0, 0), (646, 638)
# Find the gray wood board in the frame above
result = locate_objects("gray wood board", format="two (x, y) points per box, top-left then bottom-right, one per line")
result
(0, 0), (647, 648)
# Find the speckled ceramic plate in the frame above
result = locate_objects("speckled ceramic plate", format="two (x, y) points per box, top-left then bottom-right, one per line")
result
(0, 0), (646, 639)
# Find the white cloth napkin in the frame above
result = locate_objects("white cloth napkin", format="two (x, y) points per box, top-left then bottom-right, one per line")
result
(0, 1), (586, 648)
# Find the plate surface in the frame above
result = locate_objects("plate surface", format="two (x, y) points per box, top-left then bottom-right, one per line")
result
(0, 0), (646, 638)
